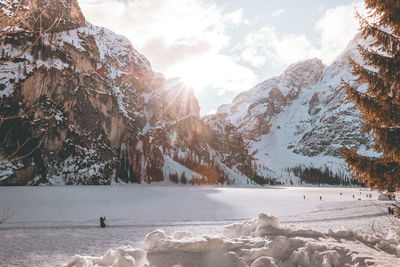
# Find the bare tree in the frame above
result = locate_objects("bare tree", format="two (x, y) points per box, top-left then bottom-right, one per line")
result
(0, 111), (41, 165)
(0, 0), (61, 64)
(0, 0), (60, 165)
(0, 208), (14, 224)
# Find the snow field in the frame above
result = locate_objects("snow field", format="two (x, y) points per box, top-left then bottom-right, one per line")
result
(0, 186), (398, 266)
(65, 213), (400, 267)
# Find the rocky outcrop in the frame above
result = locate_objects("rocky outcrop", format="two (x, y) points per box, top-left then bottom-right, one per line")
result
(0, 0), (375, 186)
(0, 0), (255, 185)
(206, 40), (374, 182)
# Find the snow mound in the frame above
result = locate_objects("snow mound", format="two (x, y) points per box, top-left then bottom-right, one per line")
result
(64, 214), (400, 267)
(65, 247), (148, 267)
(223, 213), (280, 238)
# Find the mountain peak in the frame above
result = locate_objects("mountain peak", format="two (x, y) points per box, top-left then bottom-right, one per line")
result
(3, 0), (86, 32)
(280, 58), (324, 89)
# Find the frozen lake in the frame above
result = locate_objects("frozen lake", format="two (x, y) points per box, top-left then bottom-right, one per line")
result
(0, 185), (394, 266)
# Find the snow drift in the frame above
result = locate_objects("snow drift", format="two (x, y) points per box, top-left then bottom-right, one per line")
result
(64, 213), (400, 267)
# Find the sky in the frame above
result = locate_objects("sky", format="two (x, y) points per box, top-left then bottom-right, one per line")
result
(78, 0), (364, 115)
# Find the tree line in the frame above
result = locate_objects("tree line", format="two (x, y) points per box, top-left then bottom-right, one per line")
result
(285, 165), (362, 186)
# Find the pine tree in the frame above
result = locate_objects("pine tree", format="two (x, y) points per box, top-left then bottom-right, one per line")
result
(169, 173), (179, 184)
(341, 1), (400, 191)
(180, 172), (187, 184)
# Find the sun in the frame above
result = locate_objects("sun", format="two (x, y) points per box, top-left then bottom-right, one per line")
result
(164, 57), (208, 92)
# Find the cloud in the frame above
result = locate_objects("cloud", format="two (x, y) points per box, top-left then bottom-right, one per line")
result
(224, 8), (244, 26)
(79, 0), (229, 53)
(77, 0), (366, 114)
(315, 3), (364, 63)
(238, 2), (363, 67)
(239, 26), (317, 67)
(270, 9), (285, 18)
(140, 37), (211, 71)
(78, 0), (255, 93)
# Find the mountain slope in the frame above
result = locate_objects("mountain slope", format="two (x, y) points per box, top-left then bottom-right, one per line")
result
(0, 0), (256, 185)
(206, 34), (376, 184)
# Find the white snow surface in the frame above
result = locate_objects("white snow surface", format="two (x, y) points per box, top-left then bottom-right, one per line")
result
(66, 213), (400, 267)
(0, 186), (399, 267)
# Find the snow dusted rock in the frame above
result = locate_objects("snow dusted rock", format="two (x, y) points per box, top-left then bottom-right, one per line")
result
(206, 34), (374, 183)
(281, 58), (324, 89)
(0, 0), (255, 185)
(0, 0), (377, 186)
(30, 0), (86, 32)
(64, 213), (400, 267)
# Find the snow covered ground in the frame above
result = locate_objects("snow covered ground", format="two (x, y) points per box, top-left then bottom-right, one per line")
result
(0, 185), (398, 266)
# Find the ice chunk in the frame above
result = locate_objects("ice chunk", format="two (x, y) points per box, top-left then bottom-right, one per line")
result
(65, 247), (148, 267)
(173, 231), (193, 240)
(223, 214), (280, 238)
(142, 230), (168, 250)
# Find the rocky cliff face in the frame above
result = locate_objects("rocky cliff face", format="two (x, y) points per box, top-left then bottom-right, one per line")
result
(0, 0), (377, 186)
(0, 0), (255, 185)
(206, 35), (375, 182)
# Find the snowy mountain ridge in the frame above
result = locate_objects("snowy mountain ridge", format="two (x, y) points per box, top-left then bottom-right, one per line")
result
(206, 33), (375, 183)
(0, 0), (377, 186)
(216, 58), (324, 129)
(0, 0), (255, 185)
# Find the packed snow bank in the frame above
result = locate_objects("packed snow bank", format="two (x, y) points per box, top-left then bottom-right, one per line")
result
(64, 214), (400, 267)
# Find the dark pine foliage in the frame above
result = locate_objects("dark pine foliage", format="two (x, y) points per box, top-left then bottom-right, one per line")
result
(170, 149), (233, 185)
(180, 172), (187, 184)
(340, 0), (400, 191)
(169, 173), (179, 184)
(251, 174), (282, 186)
(286, 165), (360, 186)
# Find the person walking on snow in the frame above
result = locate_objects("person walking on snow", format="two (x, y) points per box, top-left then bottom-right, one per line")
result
(100, 216), (106, 228)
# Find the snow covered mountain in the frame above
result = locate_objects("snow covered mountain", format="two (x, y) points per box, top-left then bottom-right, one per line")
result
(0, 0), (255, 185)
(206, 33), (374, 183)
(0, 0), (376, 186)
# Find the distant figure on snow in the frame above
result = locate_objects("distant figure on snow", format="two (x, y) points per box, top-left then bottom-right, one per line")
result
(303, 195), (306, 200)
(100, 216), (106, 228)
(320, 196), (322, 201)
(388, 207), (395, 215)
(340, 192), (342, 196)
(352, 195), (355, 199)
